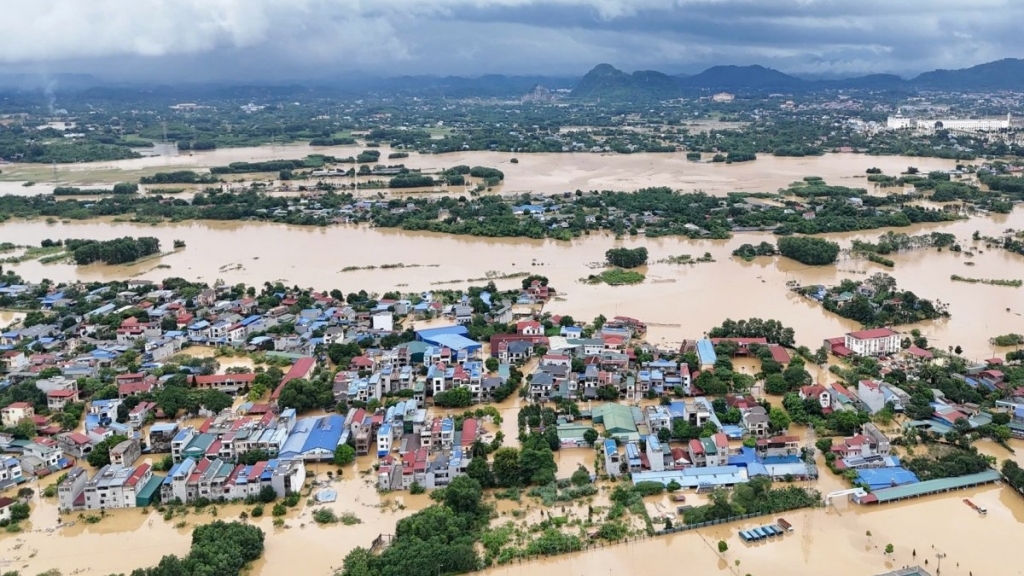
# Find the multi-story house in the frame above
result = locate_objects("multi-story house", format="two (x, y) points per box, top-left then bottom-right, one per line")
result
(844, 328), (900, 356)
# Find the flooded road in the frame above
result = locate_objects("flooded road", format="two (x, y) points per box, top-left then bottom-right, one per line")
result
(479, 483), (1017, 576)
(3, 207), (1023, 359)
(0, 147), (959, 197)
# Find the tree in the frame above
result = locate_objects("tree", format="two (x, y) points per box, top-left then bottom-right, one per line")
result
(485, 357), (499, 372)
(465, 454), (494, 488)
(885, 543), (894, 555)
(765, 373), (789, 395)
(239, 449), (271, 465)
(257, 485), (277, 503)
(604, 246), (649, 268)
(583, 428), (598, 446)
(277, 378), (333, 413)
(434, 386), (473, 408)
(657, 427), (671, 443)
(492, 447), (521, 487)
(570, 466), (591, 487)
(86, 434), (128, 467)
(777, 236), (840, 266)
(334, 444), (356, 466)
(199, 389), (233, 414)
(440, 476), (484, 523)
(829, 410), (861, 435)
(768, 408), (791, 432)
(9, 502), (30, 522)
(718, 540), (728, 553)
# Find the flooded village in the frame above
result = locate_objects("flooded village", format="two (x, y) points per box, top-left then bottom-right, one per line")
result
(2, 148), (1024, 576)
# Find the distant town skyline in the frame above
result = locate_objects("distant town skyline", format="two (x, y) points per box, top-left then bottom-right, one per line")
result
(2, 0), (1023, 83)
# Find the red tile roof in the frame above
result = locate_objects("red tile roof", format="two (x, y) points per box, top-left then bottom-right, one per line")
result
(848, 328), (897, 340)
(271, 357), (316, 399)
(194, 373), (256, 385)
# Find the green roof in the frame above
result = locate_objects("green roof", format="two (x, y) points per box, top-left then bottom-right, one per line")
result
(135, 474), (164, 506)
(869, 470), (1001, 503)
(556, 423), (592, 441)
(397, 341), (429, 355)
(592, 403), (638, 438)
(183, 434), (215, 455)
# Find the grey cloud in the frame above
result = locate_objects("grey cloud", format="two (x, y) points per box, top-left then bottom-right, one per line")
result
(2, 0), (1022, 81)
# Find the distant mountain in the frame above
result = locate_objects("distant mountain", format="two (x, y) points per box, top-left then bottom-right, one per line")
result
(912, 58), (1024, 91)
(828, 73), (907, 90)
(570, 58), (1024, 100)
(680, 65), (805, 91)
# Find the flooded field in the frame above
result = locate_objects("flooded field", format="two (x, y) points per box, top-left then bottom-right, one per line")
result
(1, 147), (1022, 575)
(3, 206), (1023, 359)
(0, 146), (958, 196)
(479, 483), (1018, 576)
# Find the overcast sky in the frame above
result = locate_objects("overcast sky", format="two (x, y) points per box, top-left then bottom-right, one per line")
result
(2, 0), (1022, 83)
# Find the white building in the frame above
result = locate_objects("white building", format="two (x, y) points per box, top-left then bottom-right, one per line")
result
(844, 328), (900, 356)
(886, 113), (1010, 132)
(857, 380), (887, 414)
(372, 312), (394, 332)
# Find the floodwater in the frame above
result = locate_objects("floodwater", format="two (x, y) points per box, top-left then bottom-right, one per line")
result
(0, 146), (959, 196)
(480, 482), (1020, 576)
(3, 207), (1023, 359)
(0, 462), (433, 576)
(0, 310), (26, 329)
(1, 148), (1021, 575)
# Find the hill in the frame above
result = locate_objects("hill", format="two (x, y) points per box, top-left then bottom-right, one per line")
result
(912, 58), (1024, 91)
(571, 64), (683, 100)
(680, 65), (805, 91)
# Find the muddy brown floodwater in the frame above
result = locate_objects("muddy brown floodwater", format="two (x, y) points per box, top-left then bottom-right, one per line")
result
(3, 206), (1023, 359)
(0, 150), (1022, 575)
(0, 147), (959, 196)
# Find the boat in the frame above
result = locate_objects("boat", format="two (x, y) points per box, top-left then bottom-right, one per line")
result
(777, 518), (793, 532)
(963, 498), (987, 515)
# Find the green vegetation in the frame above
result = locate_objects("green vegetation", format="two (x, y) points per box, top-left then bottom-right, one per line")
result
(1001, 460), (1024, 494)
(140, 171), (219, 185)
(991, 333), (1024, 346)
(333, 444), (356, 466)
(732, 242), (777, 260)
(128, 521), (265, 575)
(681, 477), (819, 525)
(276, 378), (334, 413)
(951, 275), (1022, 287)
(605, 247), (648, 268)
(708, 317), (796, 346)
(777, 236), (840, 265)
(805, 273), (949, 327)
(584, 269), (645, 286)
(65, 237), (161, 265)
(865, 253), (895, 267)
(902, 447), (991, 481)
(53, 183), (138, 195)
(657, 253), (714, 264)
(340, 476), (488, 576)
(86, 434), (129, 467)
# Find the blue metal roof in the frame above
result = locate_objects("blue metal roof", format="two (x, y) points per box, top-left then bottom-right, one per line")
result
(696, 339), (717, 365)
(416, 325), (469, 341)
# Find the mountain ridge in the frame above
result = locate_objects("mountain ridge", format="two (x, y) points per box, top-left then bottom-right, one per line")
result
(569, 58), (1024, 99)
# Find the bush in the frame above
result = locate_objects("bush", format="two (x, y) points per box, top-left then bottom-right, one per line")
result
(251, 505), (264, 517)
(777, 236), (840, 266)
(313, 508), (339, 524)
(272, 502), (287, 517)
(409, 482), (426, 495)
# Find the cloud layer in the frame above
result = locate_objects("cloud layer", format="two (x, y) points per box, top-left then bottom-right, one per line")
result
(3, 0), (1023, 81)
